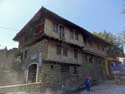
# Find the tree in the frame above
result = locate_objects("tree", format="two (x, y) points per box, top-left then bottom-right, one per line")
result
(117, 31), (125, 55)
(93, 31), (124, 56)
(117, 31), (125, 46)
(93, 31), (118, 44)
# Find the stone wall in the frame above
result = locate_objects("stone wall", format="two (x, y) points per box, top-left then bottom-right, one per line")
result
(38, 62), (83, 90)
(19, 39), (48, 67)
(0, 48), (23, 86)
(39, 63), (61, 88)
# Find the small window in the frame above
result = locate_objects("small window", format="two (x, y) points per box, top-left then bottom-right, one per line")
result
(61, 65), (69, 72)
(74, 49), (78, 59)
(59, 25), (65, 38)
(56, 45), (61, 55)
(73, 66), (78, 74)
(70, 30), (74, 39)
(21, 52), (23, 60)
(75, 31), (79, 40)
(59, 25), (64, 31)
(89, 56), (93, 63)
(24, 50), (28, 58)
(53, 23), (58, 32)
(63, 47), (68, 56)
(50, 65), (54, 70)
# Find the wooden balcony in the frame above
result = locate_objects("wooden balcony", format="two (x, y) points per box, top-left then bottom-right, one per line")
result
(84, 45), (107, 57)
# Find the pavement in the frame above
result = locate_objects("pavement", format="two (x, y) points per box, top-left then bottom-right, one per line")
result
(5, 80), (125, 94)
(76, 81), (125, 94)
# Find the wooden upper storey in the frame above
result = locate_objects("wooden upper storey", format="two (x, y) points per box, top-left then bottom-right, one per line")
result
(13, 7), (114, 57)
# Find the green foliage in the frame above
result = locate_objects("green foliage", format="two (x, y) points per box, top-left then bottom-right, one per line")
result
(117, 31), (125, 46)
(93, 31), (117, 44)
(84, 63), (93, 73)
(93, 31), (124, 56)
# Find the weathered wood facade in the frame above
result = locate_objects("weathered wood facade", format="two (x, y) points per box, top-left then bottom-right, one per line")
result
(13, 7), (117, 89)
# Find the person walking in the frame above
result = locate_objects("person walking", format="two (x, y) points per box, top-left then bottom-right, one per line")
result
(84, 76), (91, 92)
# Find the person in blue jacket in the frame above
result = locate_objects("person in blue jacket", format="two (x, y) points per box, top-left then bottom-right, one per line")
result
(84, 77), (91, 92)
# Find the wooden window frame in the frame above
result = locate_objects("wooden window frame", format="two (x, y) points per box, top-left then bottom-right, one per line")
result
(75, 31), (79, 40)
(74, 49), (78, 59)
(63, 47), (68, 56)
(70, 29), (74, 39)
(53, 23), (58, 33)
(56, 45), (61, 55)
(59, 25), (65, 38)
(73, 66), (78, 74)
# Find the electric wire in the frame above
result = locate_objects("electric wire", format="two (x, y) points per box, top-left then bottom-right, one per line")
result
(0, 26), (19, 31)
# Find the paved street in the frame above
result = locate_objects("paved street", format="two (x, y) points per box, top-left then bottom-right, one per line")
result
(79, 81), (125, 94)
(6, 81), (125, 94)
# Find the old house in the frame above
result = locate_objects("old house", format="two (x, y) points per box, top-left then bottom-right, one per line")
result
(13, 7), (117, 89)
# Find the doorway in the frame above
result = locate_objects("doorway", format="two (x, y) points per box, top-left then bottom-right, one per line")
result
(27, 64), (38, 83)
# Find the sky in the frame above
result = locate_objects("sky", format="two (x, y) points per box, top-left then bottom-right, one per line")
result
(0, 0), (124, 49)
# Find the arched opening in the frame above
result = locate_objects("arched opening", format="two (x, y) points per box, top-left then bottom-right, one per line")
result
(28, 64), (37, 83)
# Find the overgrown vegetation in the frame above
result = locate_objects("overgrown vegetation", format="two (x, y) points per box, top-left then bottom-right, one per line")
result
(93, 31), (125, 56)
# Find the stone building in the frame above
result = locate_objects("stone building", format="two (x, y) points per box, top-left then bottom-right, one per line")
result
(13, 7), (117, 89)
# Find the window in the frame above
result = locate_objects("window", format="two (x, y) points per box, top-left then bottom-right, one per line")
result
(75, 31), (79, 40)
(63, 47), (68, 56)
(102, 46), (105, 51)
(53, 23), (58, 32)
(24, 50), (28, 58)
(56, 45), (61, 55)
(53, 23), (65, 38)
(50, 65), (54, 70)
(70, 30), (74, 39)
(59, 25), (65, 38)
(61, 65), (69, 72)
(74, 49), (78, 59)
(21, 52), (23, 61)
(89, 56), (93, 63)
(73, 66), (78, 74)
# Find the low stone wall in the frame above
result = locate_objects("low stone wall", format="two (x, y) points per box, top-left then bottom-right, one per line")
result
(0, 82), (42, 94)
